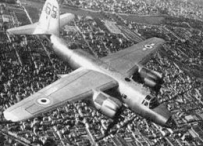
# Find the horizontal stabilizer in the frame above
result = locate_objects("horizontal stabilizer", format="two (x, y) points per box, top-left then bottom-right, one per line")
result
(7, 23), (38, 35)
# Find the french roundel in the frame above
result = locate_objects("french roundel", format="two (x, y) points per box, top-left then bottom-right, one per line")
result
(37, 98), (51, 106)
(143, 43), (155, 51)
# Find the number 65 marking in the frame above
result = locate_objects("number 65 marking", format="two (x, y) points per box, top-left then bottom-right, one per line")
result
(45, 2), (57, 19)
(143, 43), (155, 51)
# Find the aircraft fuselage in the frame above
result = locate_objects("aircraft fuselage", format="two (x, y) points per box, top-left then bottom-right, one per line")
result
(51, 35), (172, 127)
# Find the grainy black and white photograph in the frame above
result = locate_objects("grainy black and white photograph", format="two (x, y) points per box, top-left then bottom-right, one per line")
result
(0, 0), (203, 145)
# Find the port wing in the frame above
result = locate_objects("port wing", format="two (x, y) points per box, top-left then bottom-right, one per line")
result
(102, 37), (165, 76)
(4, 68), (117, 122)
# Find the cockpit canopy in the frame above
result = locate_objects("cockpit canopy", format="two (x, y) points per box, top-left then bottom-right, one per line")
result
(142, 95), (159, 109)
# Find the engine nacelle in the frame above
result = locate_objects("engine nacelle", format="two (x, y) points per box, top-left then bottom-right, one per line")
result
(93, 91), (122, 118)
(136, 67), (163, 88)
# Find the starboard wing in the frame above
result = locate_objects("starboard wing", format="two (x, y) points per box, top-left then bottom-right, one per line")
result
(4, 68), (117, 122)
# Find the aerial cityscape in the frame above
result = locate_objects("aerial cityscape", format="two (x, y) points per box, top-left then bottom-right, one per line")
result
(0, 0), (203, 146)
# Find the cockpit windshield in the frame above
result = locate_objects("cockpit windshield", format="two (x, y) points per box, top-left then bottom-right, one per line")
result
(142, 95), (159, 109)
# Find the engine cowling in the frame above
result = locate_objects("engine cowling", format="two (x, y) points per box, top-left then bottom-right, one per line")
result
(135, 67), (163, 88)
(93, 91), (122, 118)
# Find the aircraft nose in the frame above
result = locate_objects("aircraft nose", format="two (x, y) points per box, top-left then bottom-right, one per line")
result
(152, 103), (173, 127)
(165, 116), (177, 129)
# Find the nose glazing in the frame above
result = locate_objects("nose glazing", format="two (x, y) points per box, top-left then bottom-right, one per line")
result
(151, 103), (172, 127)
(165, 116), (177, 128)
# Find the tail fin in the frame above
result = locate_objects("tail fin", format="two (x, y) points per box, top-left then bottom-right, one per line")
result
(37, 0), (60, 36)
(7, 0), (60, 35)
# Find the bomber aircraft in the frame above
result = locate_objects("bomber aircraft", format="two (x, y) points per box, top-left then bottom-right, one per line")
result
(4, 0), (175, 128)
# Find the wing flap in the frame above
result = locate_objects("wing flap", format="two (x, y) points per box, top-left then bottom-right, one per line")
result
(4, 68), (117, 122)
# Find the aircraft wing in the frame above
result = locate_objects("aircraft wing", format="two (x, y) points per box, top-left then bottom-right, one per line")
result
(4, 68), (117, 122)
(102, 37), (165, 76)
(7, 22), (38, 35)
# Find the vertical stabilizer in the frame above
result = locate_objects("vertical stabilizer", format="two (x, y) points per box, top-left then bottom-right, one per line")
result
(37, 0), (60, 36)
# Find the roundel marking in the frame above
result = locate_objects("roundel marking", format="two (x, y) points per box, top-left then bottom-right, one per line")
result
(143, 43), (155, 51)
(37, 98), (51, 105)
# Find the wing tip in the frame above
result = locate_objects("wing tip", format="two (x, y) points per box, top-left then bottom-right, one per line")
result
(6, 28), (13, 34)
(3, 108), (33, 122)
(3, 110), (20, 122)
(150, 37), (165, 42)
